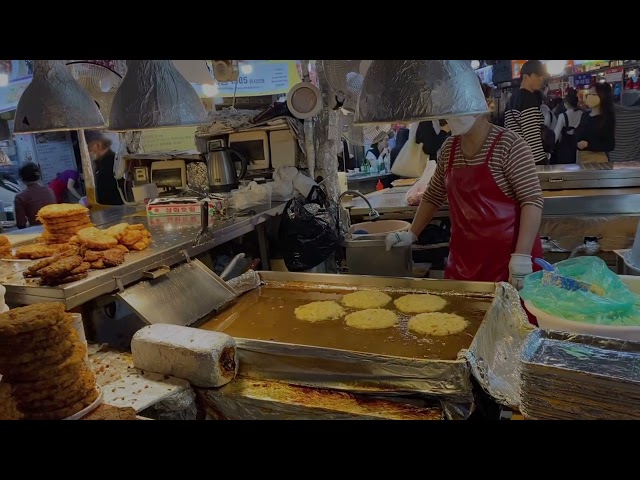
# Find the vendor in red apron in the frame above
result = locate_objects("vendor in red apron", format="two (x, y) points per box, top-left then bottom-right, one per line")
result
(385, 114), (543, 290)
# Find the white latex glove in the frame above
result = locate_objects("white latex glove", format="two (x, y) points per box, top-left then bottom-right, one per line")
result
(509, 254), (532, 290)
(385, 231), (417, 252)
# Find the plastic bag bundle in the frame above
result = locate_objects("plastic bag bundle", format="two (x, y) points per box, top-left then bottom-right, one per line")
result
(520, 256), (640, 326)
(278, 186), (339, 272)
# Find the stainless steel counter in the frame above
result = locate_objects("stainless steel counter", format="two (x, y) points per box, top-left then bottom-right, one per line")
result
(348, 164), (640, 219)
(1, 203), (285, 308)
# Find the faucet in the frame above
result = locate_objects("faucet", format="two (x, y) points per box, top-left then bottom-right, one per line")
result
(339, 190), (380, 221)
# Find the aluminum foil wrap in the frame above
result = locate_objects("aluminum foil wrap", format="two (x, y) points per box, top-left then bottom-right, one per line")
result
(520, 329), (640, 420)
(196, 377), (443, 420)
(14, 60), (106, 134)
(234, 337), (472, 402)
(354, 60), (488, 125)
(464, 282), (536, 409)
(109, 60), (208, 131)
(226, 270), (261, 295)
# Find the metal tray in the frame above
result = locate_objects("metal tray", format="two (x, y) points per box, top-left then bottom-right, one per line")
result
(520, 329), (640, 419)
(201, 272), (529, 403)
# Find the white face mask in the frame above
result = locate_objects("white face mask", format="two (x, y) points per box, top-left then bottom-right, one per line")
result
(446, 115), (478, 136)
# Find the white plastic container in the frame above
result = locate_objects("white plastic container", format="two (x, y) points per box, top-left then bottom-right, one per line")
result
(525, 274), (640, 342)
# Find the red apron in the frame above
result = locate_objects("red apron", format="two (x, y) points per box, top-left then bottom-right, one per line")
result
(444, 132), (543, 321)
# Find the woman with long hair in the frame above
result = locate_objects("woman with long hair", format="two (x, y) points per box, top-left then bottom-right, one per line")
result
(575, 82), (616, 163)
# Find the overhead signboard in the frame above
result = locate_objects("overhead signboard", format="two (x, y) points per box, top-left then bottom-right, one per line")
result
(213, 60), (303, 97)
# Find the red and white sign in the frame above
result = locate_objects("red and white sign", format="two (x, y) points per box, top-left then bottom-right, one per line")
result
(605, 67), (624, 83)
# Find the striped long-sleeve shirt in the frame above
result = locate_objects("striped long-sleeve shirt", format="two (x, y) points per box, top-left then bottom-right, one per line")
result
(610, 103), (640, 162)
(422, 125), (544, 210)
(504, 89), (547, 164)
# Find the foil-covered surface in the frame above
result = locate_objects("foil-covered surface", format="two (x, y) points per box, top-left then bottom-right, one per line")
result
(226, 270), (261, 295)
(464, 282), (536, 409)
(14, 60), (106, 134)
(233, 338), (472, 402)
(519, 329), (640, 420)
(196, 377), (443, 420)
(109, 60), (208, 131)
(355, 60), (488, 125)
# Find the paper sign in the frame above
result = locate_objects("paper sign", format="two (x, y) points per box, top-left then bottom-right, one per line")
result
(214, 60), (301, 97)
(605, 67), (624, 83)
(32, 132), (77, 184)
(141, 127), (198, 153)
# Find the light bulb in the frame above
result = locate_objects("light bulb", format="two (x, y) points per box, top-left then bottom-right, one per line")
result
(0, 74), (8, 87)
(99, 76), (112, 93)
(546, 60), (566, 77)
(471, 60), (480, 70)
(202, 83), (219, 97)
(240, 63), (253, 75)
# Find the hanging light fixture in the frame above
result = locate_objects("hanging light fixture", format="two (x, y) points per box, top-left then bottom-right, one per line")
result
(14, 60), (106, 134)
(109, 60), (208, 131)
(354, 60), (488, 125)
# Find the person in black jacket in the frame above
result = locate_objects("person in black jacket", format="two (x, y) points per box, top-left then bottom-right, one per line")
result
(416, 120), (451, 161)
(85, 130), (124, 205)
(575, 82), (616, 163)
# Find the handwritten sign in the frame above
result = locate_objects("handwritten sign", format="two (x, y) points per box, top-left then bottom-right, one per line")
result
(32, 132), (77, 184)
(141, 127), (198, 153)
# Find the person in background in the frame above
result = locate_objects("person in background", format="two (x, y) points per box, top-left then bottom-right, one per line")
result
(49, 169), (82, 203)
(390, 127), (410, 165)
(385, 114), (543, 291)
(387, 130), (397, 151)
(504, 60), (549, 164)
(575, 82), (616, 163)
(481, 83), (496, 123)
(552, 90), (583, 164)
(416, 120), (451, 162)
(609, 90), (640, 163)
(365, 137), (390, 172)
(85, 131), (123, 205)
(14, 163), (56, 229)
(536, 90), (557, 131)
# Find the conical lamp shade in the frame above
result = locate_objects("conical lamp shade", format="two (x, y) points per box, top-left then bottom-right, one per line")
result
(109, 60), (209, 131)
(14, 60), (106, 134)
(354, 60), (488, 125)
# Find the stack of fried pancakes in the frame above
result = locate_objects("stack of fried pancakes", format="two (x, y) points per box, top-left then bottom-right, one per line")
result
(0, 303), (98, 420)
(36, 204), (94, 245)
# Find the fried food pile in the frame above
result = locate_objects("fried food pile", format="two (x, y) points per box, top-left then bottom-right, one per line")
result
(37, 203), (94, 245)
(24, 247), (90, 286)
(12, 203), (153, 285)
(0, 235), (11, 259)
(0, 303), (99, 420)
(82, 403), (138, 421)
(0, 382), (22, 420)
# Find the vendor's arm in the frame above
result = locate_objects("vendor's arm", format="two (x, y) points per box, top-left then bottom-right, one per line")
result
(553, 112), (565, 143)
(67, 178), (82, 200)
(502, 136), (544, 254)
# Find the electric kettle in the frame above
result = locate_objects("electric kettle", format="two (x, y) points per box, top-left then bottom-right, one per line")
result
(203, 138), (248, 193)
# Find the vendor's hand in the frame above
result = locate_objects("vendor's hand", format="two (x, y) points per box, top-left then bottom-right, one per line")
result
(385, 231), (417, 251)
(381, 147), (389, 156)
(509, 254), (532, 290)
(577, 140), (588, 150)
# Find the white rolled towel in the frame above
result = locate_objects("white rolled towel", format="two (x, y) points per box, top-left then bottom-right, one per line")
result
(131, 324), (239, 388)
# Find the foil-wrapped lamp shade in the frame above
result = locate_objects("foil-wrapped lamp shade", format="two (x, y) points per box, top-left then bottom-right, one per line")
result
(354, 60), (488, 125)
(14, 60), (106, 134)
(109, 60), (209, 131)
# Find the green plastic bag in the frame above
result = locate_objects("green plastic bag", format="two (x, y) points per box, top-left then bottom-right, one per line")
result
(520, 256), (640, 326)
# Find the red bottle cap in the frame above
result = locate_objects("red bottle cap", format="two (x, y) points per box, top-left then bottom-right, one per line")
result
(376, 180), (384, 191)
